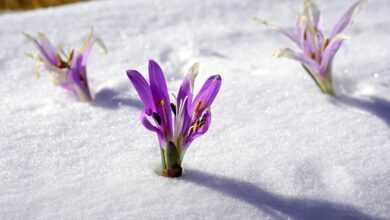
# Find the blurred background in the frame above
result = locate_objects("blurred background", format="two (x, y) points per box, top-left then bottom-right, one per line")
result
(0, 0), (83, 10)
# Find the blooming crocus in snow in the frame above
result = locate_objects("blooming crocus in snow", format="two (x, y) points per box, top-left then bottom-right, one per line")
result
(127, 60), (222, 177)
(258, 0), (365, 95)
(25, 32), (105, 102)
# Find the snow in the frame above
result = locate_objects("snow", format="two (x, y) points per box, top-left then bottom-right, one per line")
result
(1, 0), (390, 219)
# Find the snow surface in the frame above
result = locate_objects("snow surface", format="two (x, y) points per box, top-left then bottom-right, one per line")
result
(1, 0), (390, 219)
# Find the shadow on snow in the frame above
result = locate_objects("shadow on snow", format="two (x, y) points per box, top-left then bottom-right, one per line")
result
(94, 88), (143, 110)
(182, 169), (383, 220)
(331, 95), (390, 127)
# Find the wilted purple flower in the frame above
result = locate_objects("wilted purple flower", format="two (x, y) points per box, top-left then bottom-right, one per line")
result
(25, 32), (103, 102)
(65, 35), (95, 102)
(127, 60), (222, 177)
(258, 0), (365, 95)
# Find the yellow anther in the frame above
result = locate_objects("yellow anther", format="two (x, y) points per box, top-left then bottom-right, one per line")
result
(190, 120), (204, 133)
(195, 101), (202, 113)
(323, 38), (330, 51)
(160, 99), (165, 106)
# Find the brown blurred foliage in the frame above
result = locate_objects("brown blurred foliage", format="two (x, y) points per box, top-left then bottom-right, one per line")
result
(0, 0), (82, 10)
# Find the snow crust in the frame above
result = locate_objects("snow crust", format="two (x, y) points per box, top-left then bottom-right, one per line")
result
(1, 0), (390, 219)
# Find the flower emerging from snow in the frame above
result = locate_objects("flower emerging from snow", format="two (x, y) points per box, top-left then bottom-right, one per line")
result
(257, 0), (365, 95)
(127, 60), (222, 177)
(25, 31), (105, 102)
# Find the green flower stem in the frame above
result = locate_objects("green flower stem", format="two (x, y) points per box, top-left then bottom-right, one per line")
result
(318, 76), (334, 96)
(302, 64), (335, 96)
(161, 141), (182, 177)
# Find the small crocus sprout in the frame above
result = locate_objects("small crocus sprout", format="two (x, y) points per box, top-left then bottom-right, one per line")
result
(25, 31), (105, 102)
(257, 0), (365, 95)
(127, 60), (222, 177)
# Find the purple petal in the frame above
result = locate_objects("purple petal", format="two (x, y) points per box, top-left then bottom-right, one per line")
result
(319, 36), (345, 76)
(316, 30), (326, 51)
(141, 112), (162, 134)
(178, 63), (199, 135)
(177, 78), (192, 108)
(59, 79), (77, 97)
(180, 97), (193, 138)
(148, 60), (170, 101)
(37, 34), (60, 65)
(303, 31), (317, 57)
(193, 75), (222, 114)
(194, 111), (211, 136)
(276, 48), (320, 73)
(148, 60), (172, 138)
(25, 33), (60, 66)
(141, 112), (164, 146)
(330, 0), (365, 38)
(257, 19), (300, 46)
(279, 28), (300, 46)
(69, 54), (92, 101)
(127, 70), (154, 115)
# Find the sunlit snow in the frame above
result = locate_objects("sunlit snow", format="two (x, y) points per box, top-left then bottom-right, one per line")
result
(1, 0), (389, 219)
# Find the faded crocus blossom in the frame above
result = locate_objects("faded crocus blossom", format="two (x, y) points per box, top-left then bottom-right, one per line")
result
(25, 32), (72, 84)
(127, 60), (222, 177)
(258, 0), (365, 95)
(25, 32), (105, 102)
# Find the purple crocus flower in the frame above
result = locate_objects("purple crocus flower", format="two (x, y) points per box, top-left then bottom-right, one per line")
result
(24, 32), (71, 84)
(25, 32), (102, 102)
(259, 0), (365, 95)
(127, 60), (222, 177)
